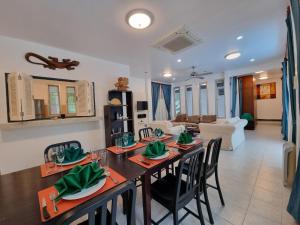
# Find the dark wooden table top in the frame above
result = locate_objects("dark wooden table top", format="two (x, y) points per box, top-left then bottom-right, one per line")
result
(0, 136), (202, 225)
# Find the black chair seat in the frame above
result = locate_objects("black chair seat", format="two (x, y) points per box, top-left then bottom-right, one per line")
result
(151, 174), (187, 209)
(78, 209), (118, 225)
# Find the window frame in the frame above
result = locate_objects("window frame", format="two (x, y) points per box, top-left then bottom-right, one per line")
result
(173, 86), (181, 116)
(215, 79), (225, 118)
(199, 82), (209, 115)
(185, 85), (193, 116)
(66, 86), (77, 115)
(48, 85), (61, 116)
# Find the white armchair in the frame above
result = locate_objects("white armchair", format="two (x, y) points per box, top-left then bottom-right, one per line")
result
(198, 117), (248, 151)
(149, 120), (185, 135)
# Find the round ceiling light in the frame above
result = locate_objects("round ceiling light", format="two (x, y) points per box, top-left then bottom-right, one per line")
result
(236, 35), (243, 40)
(225, 51), (241, 60)
(126, 9), (154, 29)
(163, 72), (172, 78)
(250, 58), (255, 62)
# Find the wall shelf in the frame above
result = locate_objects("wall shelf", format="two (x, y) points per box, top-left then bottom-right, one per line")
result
(0, 116), (102, 130)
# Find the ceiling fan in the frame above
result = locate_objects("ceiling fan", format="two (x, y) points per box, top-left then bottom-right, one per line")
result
(185, 66), (212, 81)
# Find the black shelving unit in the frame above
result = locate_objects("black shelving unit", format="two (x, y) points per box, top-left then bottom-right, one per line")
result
(104, 90), (134, 147)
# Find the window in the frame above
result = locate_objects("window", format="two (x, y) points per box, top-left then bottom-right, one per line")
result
(174, 87), (181, 115)
(48, 85), (60, 115)
(67, 87), (77, 114)
(199, 82), (208, 115)
(185, 85), (193, 116)
(215, 80), (225, 117)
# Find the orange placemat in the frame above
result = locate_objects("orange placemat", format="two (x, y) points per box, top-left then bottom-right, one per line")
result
(38, 167), (126, 222)
(143, 135), (173, 142)
(106, 142), (146, 154)
(166, 139), (202, 151)
(40, 155), (94, 178)
(128, 150), (180, 169)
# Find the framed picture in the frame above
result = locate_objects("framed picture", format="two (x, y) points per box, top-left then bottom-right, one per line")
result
(256, 82), (276, 99)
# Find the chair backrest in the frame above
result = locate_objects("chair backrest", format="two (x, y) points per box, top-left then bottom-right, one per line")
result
(138, 127), (153, 141)
(175, 147), (205, 206)
(55, 181), (137, 225)
(203, 137), (222, 178)
(44, 140), (81, 163)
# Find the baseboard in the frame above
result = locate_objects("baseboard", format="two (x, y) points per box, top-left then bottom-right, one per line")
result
(257, 119), (282, 122)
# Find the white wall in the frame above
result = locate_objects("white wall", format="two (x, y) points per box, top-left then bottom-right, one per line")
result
(255, 77), (282, 120)
(0, 35), (148, 174)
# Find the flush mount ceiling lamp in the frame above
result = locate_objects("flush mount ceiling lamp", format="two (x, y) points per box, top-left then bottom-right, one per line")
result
(259, 76), (268, 80)
(225, 51), (241, 60)
(255, 70), (264, 74)
(126, 9), (154, 29)
(250, 58), (255, 62)
(236, 35), (243, 40)
(163, 72), (172, 78)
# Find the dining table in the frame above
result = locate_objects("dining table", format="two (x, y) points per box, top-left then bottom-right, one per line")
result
(0, 135), (202, 225)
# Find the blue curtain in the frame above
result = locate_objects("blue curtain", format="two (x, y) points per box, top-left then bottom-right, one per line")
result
(161, 84), (172, 120)
(287, 7), (300, 222)
(230, 77), (238, 117)
(151, 82), (160, 120)
(286, 12), (297, 144)
(281, 59), (289, 141)
(290, 0), (300, 109)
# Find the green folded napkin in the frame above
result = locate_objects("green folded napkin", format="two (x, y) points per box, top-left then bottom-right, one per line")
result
(60, 147), (86, 163)
(177, 132), (193, 144)
(121, 134), (135, 147)
(241, 113), (254, 121)
(54, 162), (106, 201)
(142, 141), (168, 158)
(154, 128), (164, 137)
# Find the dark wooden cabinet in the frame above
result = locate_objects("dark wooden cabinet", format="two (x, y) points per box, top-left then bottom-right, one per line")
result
(104, 90), (134, 147)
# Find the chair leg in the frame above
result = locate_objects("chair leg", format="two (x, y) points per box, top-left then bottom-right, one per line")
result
(203, 182), (214, 224)
(173, 211), (179, 225)
(215, 168), (225, 206)
(196, 192), (206, 225)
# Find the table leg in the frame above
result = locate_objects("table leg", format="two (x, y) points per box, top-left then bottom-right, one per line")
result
(141, 173), (151, 225)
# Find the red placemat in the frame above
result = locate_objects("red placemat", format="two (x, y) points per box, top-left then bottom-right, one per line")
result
(40, 155), (95, 178)
(128, 150), (180, 169)
(166, 139), (202, 150)
(106, 142), (146, 154)
(38, 167), (126, 222)
(143, 134), (173, 142)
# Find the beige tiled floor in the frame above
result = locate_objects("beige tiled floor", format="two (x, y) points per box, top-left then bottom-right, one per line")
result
(114, 122), (299, 225)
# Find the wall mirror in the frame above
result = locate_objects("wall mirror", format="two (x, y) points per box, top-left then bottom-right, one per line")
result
(5, 72), (95, 122)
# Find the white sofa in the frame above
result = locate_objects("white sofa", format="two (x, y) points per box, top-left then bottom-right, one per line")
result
(149, 120), (185, 135)
(198, 117), (248, 151)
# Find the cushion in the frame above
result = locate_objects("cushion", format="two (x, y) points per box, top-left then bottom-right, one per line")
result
(174, 113), (188, 122)
(187, 115), (200, 124)
(200, 115), (217, 123)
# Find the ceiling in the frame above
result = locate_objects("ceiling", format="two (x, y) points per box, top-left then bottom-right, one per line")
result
(0, 0), (288, 81)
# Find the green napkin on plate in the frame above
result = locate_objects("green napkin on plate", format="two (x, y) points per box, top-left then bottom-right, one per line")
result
(61, 147), (86, 163)
(142, 141), (168, 158)
(154, 128), (164, 137)
(54, 162), (106, 201)
(177, 132), (193, 144)
(121, 133), (135, 147)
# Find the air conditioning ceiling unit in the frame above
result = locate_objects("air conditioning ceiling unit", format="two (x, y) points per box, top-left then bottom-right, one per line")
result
(152, 26), (202, 54)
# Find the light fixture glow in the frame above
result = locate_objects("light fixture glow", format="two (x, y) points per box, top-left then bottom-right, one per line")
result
(225, 52), (241, 60)
(250, 58), (255, 62)
(126, 9), (153, 29)
(255, 70), (264, 74)
(163, 73), (172, 78)
(259, 76), (268, 80)
(236, 35), (243, 40)
(177, 59), (182, 63)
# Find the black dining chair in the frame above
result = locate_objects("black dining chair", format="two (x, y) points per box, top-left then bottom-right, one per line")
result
(44, 140), (82, 163)
(55, 181), (137, 225)
(138, 127), (153, 141)
(201, 137), (224, 224)
(150, 147), (206, 225)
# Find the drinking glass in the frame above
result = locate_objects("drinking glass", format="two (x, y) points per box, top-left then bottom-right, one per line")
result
(47, 152), (57, 174)
(123, 134), (129, 147)
(115, 137), (123, 153)
(99, 150), (109, 170)
(56, 148), (65, 170)
(90, 149), (99, 163)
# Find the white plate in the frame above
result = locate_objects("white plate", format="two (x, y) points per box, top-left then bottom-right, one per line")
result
(148, 151), (170, 160)
(122, 142), (137, 149)
(176, 140), (196, 146)
(56, 155), (87, 166)
(62, 177), (107, 200)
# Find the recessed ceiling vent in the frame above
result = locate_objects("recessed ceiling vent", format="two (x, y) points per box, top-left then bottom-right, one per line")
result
(152, 26), (202, 54)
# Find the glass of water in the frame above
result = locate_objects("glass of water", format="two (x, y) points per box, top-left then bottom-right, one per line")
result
(56, 148), (65, 170)
(99, 150), (109, 170)
(115, 137), (123, 153)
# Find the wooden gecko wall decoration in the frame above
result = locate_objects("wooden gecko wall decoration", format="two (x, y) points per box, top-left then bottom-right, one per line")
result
(25, 52), (80, 70)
